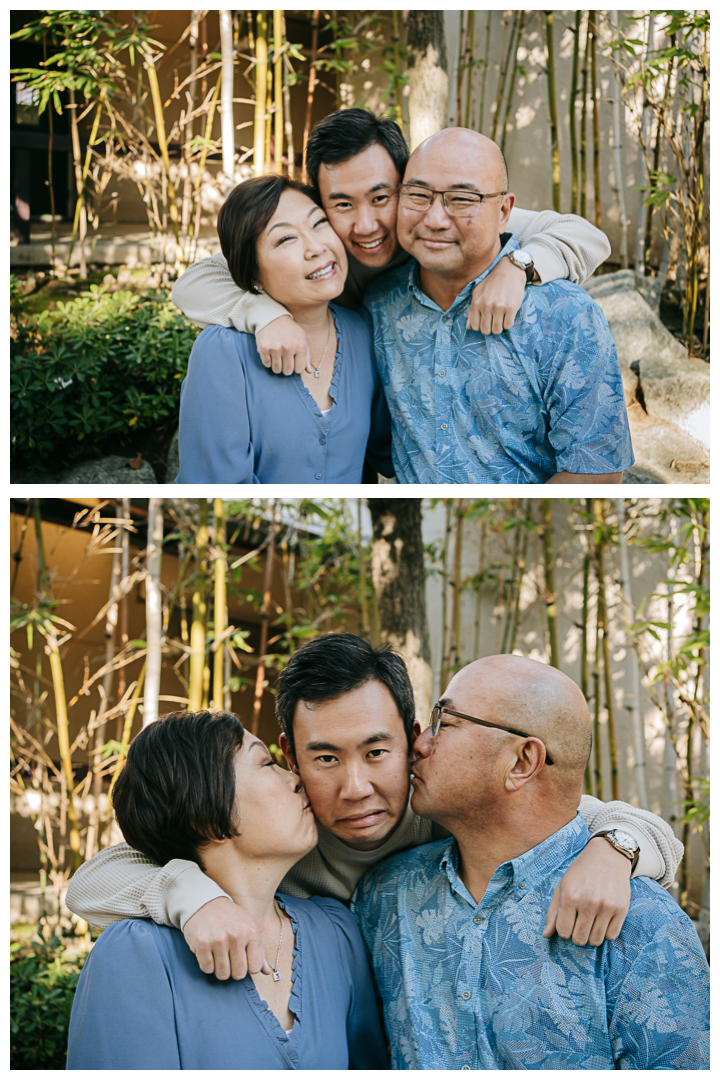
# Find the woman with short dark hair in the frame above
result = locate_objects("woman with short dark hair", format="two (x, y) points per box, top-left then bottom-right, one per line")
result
(66, 711), (388, 1070)
(176, 176), (393, 483)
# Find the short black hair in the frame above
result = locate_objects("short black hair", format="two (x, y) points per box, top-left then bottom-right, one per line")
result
(275, 633), (415, 756)
(216, 175), (322, 292)
(113, 711), (245, 867)
(305, 108), (409, 192)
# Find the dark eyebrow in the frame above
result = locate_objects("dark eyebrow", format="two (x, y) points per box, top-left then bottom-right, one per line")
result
(267, 205), (323, 234)
(326, 182), (395, 201)
(404, 179), (481, 192)
(248, 739), (270, 754)
(306, 731), (397, 753)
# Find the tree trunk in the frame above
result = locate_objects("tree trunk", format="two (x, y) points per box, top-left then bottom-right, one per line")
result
(253, 11), (268, 177)
(369, 499), (433, 729)
(251, 502), (280, 735)
(406, 11), (449, 151)
(220, 10), (235, 190)
(212, 499), (227, 709)
(615, 498), (648, 807)
(545, 12), (561, 213)
(189, 500), (209, 711)
(569, 11), (581, 215)
(540, 500), (559, 668)
(144, 499), (164, 726)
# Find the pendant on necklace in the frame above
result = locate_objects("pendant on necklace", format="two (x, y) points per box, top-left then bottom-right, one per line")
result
(272, 968), (281, 982)
(314, 370), (321, 378)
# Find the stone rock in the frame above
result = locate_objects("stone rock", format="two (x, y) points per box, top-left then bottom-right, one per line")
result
(627, 421), (709, 485)
(636, 354), (710, 449)
(59, 455), (156, 484)
(164, 429), (180, 484)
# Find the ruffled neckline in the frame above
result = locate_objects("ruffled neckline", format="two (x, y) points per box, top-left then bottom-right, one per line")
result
(240, 894), (302, 1047)
(294, 303), (343, 423)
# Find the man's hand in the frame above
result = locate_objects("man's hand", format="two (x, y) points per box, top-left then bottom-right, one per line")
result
(183, 896), (271, 981)
(256, 315), (312, 375)
(467, 254), (528, 335)
(543, 836), (632, 946)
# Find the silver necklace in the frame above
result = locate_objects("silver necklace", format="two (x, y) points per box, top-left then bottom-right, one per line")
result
(309, 309), (333, 378)
(271, 900), (283, 982)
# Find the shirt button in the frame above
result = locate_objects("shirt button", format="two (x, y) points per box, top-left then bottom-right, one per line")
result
(438, 369), (446, 377)
(462, 990), (472, 1001)
(461, 1066), (472, 1070)
(319, 436), (326, 445)
(442, 314), (450, 322)
(440, 423), (448, 431)
(315, 472), (322, 480)
(473, 914), (484, 925)
(518, 881), (527, 889)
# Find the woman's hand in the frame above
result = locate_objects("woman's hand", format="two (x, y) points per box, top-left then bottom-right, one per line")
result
(467, 254), (529, 335)
(256, 315), (312, 375)
(542, 836), (632, 946)
(183, 896), (271, 980)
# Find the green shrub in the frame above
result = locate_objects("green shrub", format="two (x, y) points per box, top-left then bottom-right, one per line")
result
(10, 935), (89, 1070)
(11, 283), (200, 475)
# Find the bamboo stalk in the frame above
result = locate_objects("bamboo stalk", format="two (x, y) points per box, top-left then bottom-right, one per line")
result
(464, 10), (475, 128)
(580, 13), (590, 219)
(189, 500), (209, 711)
(219, 10), (236, 191)
(439, 502), (453, 692)
(500, 12), (525, 154)
(594, 499), (618, 800)
(265, 59), (273, 171)
(455, 11), (469, 126)
(540, 500), (559, 668)
(67, 86), (87, 277)
(144, 52), (184, 265)
(616, 498), (648, 807)
(186, 71), (222, 265)
(392, 10), (404, 131)
(281, 13), (295, 176)
(478, 11), (492, 132)
(66, 98), (103, 276)
(472, 519), (487, 659)
(302, 10), (320, 182)
(490, 13), (512, 143)
(253, 11), (268, 176)
(508, 509), (528, 656)
(447, 502), (465, 672)
(357, 500), (370, 638)
(589, 11), (602, 228)
(501, 506), (521, 654)
(610, 12), (629, 267)
(592, 567), (603, 802)
(144, 499), (164, 726)
(213, 499), (227, 708)
(581, 500), (592, 794)
(545, 12), (561, 213)
(251, 503), (280, 735)
(569, 10), (581, 214)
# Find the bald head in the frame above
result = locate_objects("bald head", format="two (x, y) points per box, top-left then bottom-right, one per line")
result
(406, 128), (509, 191)
(444, 655), (592, 792)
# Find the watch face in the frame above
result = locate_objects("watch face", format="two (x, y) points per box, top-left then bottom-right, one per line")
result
(610, 830), (638, 851)
(511, 250), (532, 268)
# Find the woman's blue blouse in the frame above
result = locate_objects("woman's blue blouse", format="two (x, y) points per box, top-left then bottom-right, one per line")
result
(66, 894), (388, 1070)
(176, 304), (393, 483)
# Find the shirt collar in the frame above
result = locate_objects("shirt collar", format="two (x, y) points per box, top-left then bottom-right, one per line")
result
(406, 231), (520, 312)
(439, 813), (591, 905)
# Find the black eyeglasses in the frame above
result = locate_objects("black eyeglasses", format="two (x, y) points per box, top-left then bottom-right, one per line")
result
(429, 703), (555, 765)
(398, 185), (507, 217)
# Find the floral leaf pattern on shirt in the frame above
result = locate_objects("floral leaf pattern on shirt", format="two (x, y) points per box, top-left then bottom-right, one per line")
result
(362, 238), (635, 484)
(352, 816), (709, 1070)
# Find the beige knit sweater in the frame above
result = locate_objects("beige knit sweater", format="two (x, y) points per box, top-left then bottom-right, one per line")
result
(171, 207), (611, 333)
(66, 794), (682, 931)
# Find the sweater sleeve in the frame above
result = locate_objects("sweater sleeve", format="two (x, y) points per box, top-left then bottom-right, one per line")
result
(506, 207), (611, 285)
(578, 794), (684, 887)
(172, 253), (290, 332)
(311, 897), (389, 1070)
(64, 842), (229, 931)
(177, 326), (257, 483)
(66, 921), (182, 1069)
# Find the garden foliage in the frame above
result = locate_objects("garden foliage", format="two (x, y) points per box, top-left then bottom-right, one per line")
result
(11, 282), (199, 475)
(10, 935), (88, 1069)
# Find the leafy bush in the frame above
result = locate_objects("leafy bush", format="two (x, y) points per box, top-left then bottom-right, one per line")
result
(11, 283), (200, 475)
(10, 935), (89, 1069)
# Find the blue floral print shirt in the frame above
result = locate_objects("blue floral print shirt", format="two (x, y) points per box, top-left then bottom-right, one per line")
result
(362, 236), (635, 484)
(352, 814), (709, 1071)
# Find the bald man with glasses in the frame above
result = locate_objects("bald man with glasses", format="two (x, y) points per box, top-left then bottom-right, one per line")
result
(363, 128), (635, 484)
(353, 655), (709, 1070)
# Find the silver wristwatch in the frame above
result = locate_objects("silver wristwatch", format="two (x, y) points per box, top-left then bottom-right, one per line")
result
(601, 829), (640, 871)
(506, 248), (535, 284)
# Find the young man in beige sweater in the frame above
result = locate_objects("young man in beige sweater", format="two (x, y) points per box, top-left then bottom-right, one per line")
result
(67, 635), (682, 982)
(171, 109), (611, 377)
